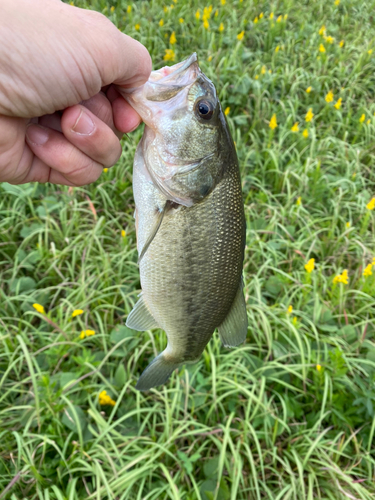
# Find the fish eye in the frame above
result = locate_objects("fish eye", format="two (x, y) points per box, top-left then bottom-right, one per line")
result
(195, 99), (214, 120)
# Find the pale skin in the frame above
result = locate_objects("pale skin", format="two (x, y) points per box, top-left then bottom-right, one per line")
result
(0, 0), (152, 186)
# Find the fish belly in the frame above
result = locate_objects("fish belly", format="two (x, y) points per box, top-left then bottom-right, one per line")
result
(133, 143), (245, 363)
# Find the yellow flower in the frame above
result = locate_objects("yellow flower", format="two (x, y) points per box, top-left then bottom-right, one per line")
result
(164, 5), (168, 12)
(360, 113), (366, 123)
(159, 19), (164, 26)
(269, 114), (277, 130)
(72, 309), (84, 318)
(296, 196), (302, 206)
(163, 49), (175, 61)
(237, 30), (245, 41)
(302, 129), (309, 138)
(261, 65), (266, 75)
(292, 317), (297, 325)
(221, 0), (226, 4)
(203, 19), (209, 29)
(275, 45), (280, 53)
(208, 55), (213, 61)
(346, 221), (351, 228)
(99, 390), (116, 406)
(305, 108), (314, 122)
(269, 12), (274, 20)
(121, 229), (126, 238)
(170, 31), (176, 44)
(255, 75), (259, 80)
(334, 0), (340, 5)
(215, 10), (218, 17)
(316, 364), (322, 371)
(325, 90), (334, 103)
(319, 44), (326, 53)
(319, 25), (326, 36)
(219, 22), (224, 32)
(179, 17), (184, 23)
(363, 264), (373, 277)
(334, 98), (342, 110)
(170, 4), (174, 9)
(127, 5), (132, 13)
(305, 258), (315, 273)
(366, 197), (375, 210)
(324, 35), (334, 44)
(372, 257), (375, 265)
(33, 303), (45, 314)
(367, 119), (371, 125)
(254, 16), (259, 23)
(224, 107), (230, 116)
(208, 5), (213, 13)
(333, 269), (349, 284)
(291, 122), (299, 132)
(277, 15), (282, 22)
(103, 168), (109, 173)
(287, 305), (293, 314)
(110, 6), (115, 12)
(195, 10), (200, 20)
(368, 49), (373, 55)
(339, 40), (344, 48)
(284, 14), (288, 20)
(135, 23), (140, 30)
(259, 12), (264, 19)
(80, 329), (95, 339)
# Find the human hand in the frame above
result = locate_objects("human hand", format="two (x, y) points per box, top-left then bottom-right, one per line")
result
(0, 0), (151, 186)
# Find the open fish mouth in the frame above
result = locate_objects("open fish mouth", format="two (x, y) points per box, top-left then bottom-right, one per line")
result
(144, 53), (200, 102)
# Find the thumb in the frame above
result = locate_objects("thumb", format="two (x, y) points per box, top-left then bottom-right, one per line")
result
(75, 7), (152, 89)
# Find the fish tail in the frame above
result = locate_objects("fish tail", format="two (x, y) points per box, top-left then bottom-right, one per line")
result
(136, 352), (180, 391)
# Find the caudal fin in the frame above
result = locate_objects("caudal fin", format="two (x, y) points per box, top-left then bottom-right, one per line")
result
(136, 352), (180, 391)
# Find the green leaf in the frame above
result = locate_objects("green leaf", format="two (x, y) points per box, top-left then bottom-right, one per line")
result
(10, 277), (36, 293)
(200, 479), (216, 500)
(203, 457), (219, 478)
(265, 276), (284, 296)
(110, 325), (135, 344)
(114, 364), (127, 386)
(59, 372), (77, 389)
(61, 405), (87, 433)
(20, 223), (44, 239)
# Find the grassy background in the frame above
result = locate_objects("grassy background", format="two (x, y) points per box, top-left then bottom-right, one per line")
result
(2, 0), (375, 498)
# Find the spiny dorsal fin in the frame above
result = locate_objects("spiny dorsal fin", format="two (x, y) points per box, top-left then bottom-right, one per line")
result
(218, 280), (248, 347)
(126, 294), (159, 331)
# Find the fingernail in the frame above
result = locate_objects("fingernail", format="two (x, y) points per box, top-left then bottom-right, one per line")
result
(26, 124), (49, 145)
(72, 109), (95, 135)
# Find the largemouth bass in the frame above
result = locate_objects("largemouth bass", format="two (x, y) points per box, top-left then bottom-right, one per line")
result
(123, 53), (247, 391)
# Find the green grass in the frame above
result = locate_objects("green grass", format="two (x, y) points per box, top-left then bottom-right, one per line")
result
(2, 0), (375, 498)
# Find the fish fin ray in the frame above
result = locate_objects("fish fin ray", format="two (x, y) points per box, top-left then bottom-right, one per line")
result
(218, 280), (248, 347)
(136, 352), (180, 391)
(126, 294), (159, 331)
(138, 201), (170, 263)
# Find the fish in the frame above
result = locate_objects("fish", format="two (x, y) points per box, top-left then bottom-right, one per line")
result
(122, 53), (247, 391)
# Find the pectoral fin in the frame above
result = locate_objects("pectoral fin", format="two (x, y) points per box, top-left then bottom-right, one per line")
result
(126, 294), (159, 331)
(138, 201), (170, 263)
(218, 281), (248, 347)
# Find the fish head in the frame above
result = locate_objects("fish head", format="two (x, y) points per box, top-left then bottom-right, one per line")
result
(121, 53), (231, 206)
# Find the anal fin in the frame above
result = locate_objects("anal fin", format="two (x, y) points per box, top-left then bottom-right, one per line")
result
(218, 281), (248, 347)
(126, 294), (159, 331)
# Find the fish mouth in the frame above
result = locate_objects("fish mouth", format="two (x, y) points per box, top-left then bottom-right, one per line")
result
(144, 53), (200, 102)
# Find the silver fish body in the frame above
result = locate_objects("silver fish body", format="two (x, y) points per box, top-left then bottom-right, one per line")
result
(122, 54), (247, 390)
